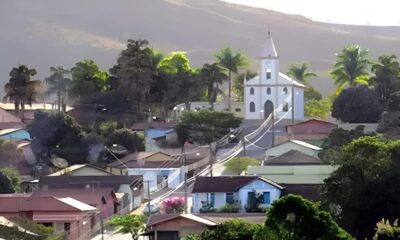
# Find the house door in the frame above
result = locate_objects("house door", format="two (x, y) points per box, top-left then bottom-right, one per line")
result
(264, 100), (274, 119)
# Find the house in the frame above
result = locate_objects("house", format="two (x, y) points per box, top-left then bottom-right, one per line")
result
(48, 164), (113, 176)
(31, 188), (121, 218)
(172, 101), (245, 119)
(0, 193), (97, 240)
(142, 213), (266, 240)
(107, 151), (207, 194)
(244, 32), (305, 120)
(191, 176), (283, 213)
(276, 118), (337, 144)
(38, 175), (143, 211)
(263, 150), (323, 166)
(265, 140), (322, 159)
(0, 107), (24, 129)
(248, 165), (337, 200)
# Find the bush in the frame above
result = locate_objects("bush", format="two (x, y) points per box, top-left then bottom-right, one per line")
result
(160, 197), (186, 214)
(216, 204), (239, 213)
(332, 85), (383, 123)
(106, 128), (145, 153)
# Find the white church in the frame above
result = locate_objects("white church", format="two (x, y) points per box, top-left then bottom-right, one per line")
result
(244, 32), (305, 120)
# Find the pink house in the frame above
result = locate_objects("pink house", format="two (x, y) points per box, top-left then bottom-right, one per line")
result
(0, 193), (97, 240)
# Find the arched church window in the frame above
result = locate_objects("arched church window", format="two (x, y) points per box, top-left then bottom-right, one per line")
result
(250, 88), (254, 95)
(283, 102), (289, 112)
(267, 88), (271, 95)
(266, 69), (271, 80)
(250, 102), (255, 112)
(283, 87), (288, 94)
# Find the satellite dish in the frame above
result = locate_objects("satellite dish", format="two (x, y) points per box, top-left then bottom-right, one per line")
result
(50, 156), (69, 169)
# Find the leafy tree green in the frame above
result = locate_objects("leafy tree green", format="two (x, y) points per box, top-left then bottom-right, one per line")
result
(0, 171), (15, 193)
(175, 109), (242, 176)
(107, 214), (146, 240)
(44, 66), (71, 111)
(330, 45), (370, 93)
(374, 219), (400, 240)
(0, 216), (60, 240)
(287, 62), (317, 84)
(0, 139), (22, 155)
(319, 126), (372, 162)
(370, 55), (400, 108)
(377, 110), (400, 138)
(332, 85), (383, 123)
(0, 167), (21, 192)
(106, 128), (145, 153)
(199, 63), (226, 110)
(266, 194), (353, 240)
(69, 60), (109, 100)
(215, 47), (247, 110)
(199, 219), (264, 240)
(3, 65), (42, 120)
(224, 156), (259, 175)
(322, 136), (400, 239)
(233, 70), (257, 102)
(304, 86), (322, 101)
(27, 110), (86, 165)
(216, 203), (239, 213)
(304, 98), (331, 119)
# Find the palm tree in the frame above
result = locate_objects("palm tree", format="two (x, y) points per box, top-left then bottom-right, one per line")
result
(4, 65), (42, 120)
(200, 63), (227, 110)
(45, 66), (71, 111)
(330, 45), (370, 93)
(287, 63), (317, 83)
(215, 47), (247, 111)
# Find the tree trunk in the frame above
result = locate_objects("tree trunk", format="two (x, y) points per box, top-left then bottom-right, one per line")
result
(57, 89), (61, 111)
(20, 102), (25, 123)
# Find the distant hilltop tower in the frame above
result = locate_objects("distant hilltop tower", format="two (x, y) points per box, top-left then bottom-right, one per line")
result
(244, 31), (305, 121)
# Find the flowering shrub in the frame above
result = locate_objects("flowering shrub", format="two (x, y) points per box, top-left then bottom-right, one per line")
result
(160, 196), (186, 214)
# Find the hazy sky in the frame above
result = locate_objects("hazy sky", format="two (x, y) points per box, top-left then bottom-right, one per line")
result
(222, 0), (400, 26)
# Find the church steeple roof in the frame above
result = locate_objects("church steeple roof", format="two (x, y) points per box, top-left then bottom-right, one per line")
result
(261, 31), (278, 58)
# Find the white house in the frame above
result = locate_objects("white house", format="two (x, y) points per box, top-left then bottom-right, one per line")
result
(191, 176), (283, 213)
(244, 32), (305, 120)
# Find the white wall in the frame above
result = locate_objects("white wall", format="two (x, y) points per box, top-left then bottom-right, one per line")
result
(238, 179), (281, 211)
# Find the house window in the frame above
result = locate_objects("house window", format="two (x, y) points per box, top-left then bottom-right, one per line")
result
(283, 103), (289, 112)
(283, 87), (288, 94)
(266, 69), (271, 80)
(226, 193), (234, 204)
(235, 108), (241, 112)
(267, 87), (271, 95)
(250, 88), (254, 95)
(263, 192), (271, 204)
(249, 102), (255, 112)
(209, 193), (215, 206)
(64, 222), (71, 234)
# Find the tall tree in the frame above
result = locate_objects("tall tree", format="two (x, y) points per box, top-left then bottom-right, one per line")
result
(370, 54), (400, 108)
(287, 62), (317, 83)
(107, 214), (146, 240)
(69, 60), (109, 100)
(3, 65), (42, 120)
(110, 39), (153, 114)
(44, 66), (71, 111)
(215, 47), (247, 111)
(330, 45), (370, 93)
(322, 136), (400, 239)
(199, 63), (226, 110)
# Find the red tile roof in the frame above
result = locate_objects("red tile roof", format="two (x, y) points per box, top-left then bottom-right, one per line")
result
(264, 150), (322, 166)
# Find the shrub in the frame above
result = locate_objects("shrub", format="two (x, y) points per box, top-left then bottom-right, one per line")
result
(160, 197), (186, 214)
(216, 204), (239, 213)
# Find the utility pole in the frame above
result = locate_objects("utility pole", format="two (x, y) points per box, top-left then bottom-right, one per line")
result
(144, 180), (151, 214)
(183, 154), (188, 213)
